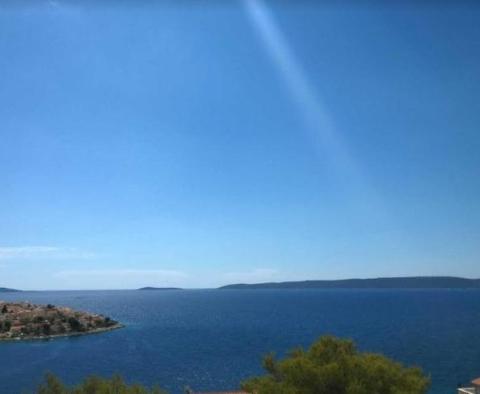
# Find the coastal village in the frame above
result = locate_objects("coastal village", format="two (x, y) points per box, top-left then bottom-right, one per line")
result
(0, 301), (121, 340)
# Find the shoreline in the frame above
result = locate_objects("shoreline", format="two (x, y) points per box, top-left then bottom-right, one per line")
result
(0, 323), (124, 342)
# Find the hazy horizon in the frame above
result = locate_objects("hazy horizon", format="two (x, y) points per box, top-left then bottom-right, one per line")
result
(1, 1), (480, 290)
(2, 275), (480, 292)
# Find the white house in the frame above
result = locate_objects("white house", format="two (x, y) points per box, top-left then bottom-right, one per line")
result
(458, 377), (480, 394)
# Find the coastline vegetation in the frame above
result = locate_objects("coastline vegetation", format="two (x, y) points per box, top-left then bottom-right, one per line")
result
(37, 373), (166, 394)
(32, 336), (429, 394)
(242, 336), (430, 394)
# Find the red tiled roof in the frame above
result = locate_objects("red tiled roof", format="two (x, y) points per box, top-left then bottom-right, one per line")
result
(472, 377), (480, 386)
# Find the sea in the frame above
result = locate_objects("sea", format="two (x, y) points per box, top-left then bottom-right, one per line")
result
(0, 289), (479, 394)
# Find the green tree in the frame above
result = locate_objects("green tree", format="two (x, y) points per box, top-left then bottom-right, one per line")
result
(36, 373), (166, 394)
(43, 323), (51, 336)
(35, 316), (45, 323)
(242, 336), (430, 394)
(37, 374), (67, 394)
(67, 317), (82, 331)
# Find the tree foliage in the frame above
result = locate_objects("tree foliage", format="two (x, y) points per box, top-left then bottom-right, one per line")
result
(242, 336), (430, 394)
(36, 373), (166, 394)
(67, 317), (82, 332)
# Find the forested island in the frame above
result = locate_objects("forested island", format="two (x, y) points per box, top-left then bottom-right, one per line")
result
(219, 276), (480, 289)
(0, 301), (122, 341)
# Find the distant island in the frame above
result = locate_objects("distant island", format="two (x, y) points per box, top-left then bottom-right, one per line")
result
(0, 287), (20, 293)
(0, 301), (122, 341)
(219, 276), (480, 290)
(138, 287), (182, 291)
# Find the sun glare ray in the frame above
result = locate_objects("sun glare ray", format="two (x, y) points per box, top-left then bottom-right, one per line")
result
(243, 0), (374, 197)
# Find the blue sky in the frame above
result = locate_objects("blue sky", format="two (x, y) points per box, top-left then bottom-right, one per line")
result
(1, 1), (479, 289)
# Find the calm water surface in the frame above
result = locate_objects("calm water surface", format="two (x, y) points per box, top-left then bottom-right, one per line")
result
(0, 289), (479, 393)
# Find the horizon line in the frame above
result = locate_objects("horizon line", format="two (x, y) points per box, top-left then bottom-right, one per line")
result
(2, 275), (480, 292)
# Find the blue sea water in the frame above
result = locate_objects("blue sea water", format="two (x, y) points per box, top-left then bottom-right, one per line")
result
(0, 289), (479, 394)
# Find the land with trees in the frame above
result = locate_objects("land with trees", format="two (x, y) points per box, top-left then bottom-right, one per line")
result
(220, 276), (480, 289)
(0, 287), (20, 292)
(242, 336), (430, 394)
(37, 374), (166, 394)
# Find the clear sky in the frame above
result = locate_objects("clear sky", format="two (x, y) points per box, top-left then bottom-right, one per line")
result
(1, 1), (479, 290)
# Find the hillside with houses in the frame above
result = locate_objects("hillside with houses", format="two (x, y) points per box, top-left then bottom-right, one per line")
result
(0, 301), (121, 341)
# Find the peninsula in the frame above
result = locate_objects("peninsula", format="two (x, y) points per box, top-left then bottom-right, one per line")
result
(0, 287), (20, 292)
(219, 276), (480, 290)
(0, 301), (122, 341)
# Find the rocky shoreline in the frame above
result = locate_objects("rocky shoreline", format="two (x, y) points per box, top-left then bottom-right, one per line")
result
(0, 323), (124, 342)
(0, 301), (123, 341)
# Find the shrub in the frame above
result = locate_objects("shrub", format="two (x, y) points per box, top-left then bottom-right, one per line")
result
(67, 317), (82, 331)
(34, 316), (45, 323)
(36, 373), (166, 394)
(43, 323), (51, 336)
(242, 336), (430, 394)
(34, 325), (42, 336)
